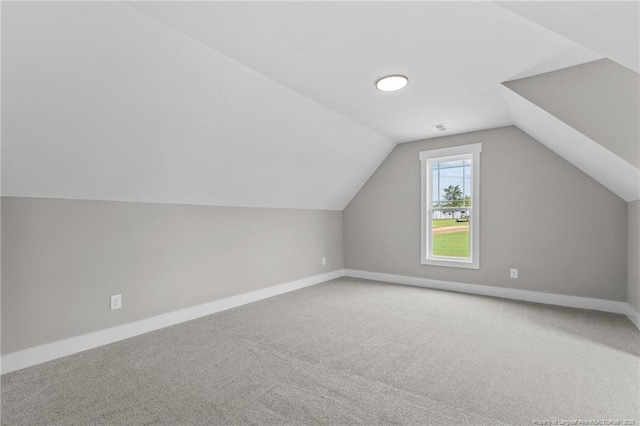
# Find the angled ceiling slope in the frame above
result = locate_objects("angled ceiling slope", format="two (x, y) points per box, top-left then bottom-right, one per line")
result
(1, 2), (393, 211)
(503, 59), (640, 202)
(497, 1), (640, 73)
(129, 1), (600, 143)
(1, 2), (617, 211)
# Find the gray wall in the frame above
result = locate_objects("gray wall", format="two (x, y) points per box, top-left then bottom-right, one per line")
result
(344, 126), (628, 301)
(504, 59), (640, 168)
(1, 197), (343, 354)
(629, 200), (640, 312)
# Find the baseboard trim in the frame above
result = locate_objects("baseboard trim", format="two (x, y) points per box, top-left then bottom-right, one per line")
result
(1, 269), (344, 375)
(4, 268), (636, 374)
(344, 269), (636, 328)
(625, 303), (640, 330)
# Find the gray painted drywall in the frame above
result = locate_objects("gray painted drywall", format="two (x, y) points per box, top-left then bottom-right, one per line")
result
(628, 201), (640, 312)
(344, 126), (627, 301)
(1, 197), (343, 354)
(504, 59), (640, 168)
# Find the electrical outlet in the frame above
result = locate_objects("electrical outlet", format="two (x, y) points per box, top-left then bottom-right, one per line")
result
(510, 268), (518, 279)
(322, 257), (327, 266)
(110, 294), (122, 310)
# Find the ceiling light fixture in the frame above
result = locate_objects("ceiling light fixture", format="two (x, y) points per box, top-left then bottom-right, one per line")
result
(375, 75), (408, 92)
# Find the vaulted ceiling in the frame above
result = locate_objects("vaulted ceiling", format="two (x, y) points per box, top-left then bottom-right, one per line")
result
(2, 2), (637, 209)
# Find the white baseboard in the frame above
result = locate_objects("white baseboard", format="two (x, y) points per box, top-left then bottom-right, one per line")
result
(1, 269), (344, 375)
(4, 268), (637, 375)
(625, 303), (640, 330)
(344, 269), (638, 329)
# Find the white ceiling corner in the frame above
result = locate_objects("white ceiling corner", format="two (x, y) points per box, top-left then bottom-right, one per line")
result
(2, 1), (635, 210)
(1, 2), (393, 210)
(128, 1), (600, 143)
(503, 86), (640, 202)
(496, 1), (640, 74)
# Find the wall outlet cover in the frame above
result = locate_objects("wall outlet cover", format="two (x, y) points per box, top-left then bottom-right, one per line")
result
(110, 294), (122, 310)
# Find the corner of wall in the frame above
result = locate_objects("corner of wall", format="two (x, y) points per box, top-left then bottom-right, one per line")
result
(627, 200), (640, 314)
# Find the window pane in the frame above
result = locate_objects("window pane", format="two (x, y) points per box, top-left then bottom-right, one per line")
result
(431, 209), (470, 258)
(421, 144), (480, 268)
(431, 158), (471, 209)
(432, 167), (439, 206)
(430, 156), (472, 259)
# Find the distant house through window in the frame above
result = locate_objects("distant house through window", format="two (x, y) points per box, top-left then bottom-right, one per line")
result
(420, 143), (481, 269)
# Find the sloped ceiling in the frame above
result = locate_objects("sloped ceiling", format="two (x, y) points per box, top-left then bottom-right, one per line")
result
(1, 1), (631, 210)
(128, 1), (600, 143)
(1, 2), (393, 210)
(497, 0), (640, 203)
(505, 59), (639, 169)
(503, 87), (640, 202)
(497, 1), (640, 73)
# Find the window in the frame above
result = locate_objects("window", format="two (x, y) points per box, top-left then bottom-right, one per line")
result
(420, 143), (481, 269)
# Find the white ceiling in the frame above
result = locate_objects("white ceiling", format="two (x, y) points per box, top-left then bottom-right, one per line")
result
(503, 86), (640, 202)
(497, 1), (639, 73)
(2, 1), (635, 210)
(1, 2), (393, 210)
(128, 1), (601, 143)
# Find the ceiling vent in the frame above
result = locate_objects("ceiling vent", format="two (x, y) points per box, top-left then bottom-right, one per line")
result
(433, 123), (448, 131)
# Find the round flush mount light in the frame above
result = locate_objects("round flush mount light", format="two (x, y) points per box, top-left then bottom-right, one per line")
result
(375, 74), (408, 92)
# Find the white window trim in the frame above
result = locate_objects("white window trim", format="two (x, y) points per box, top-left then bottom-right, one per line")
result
(420, 143), (482, 269)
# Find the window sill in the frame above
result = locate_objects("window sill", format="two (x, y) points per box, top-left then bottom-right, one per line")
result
(421, 258), (479, 269)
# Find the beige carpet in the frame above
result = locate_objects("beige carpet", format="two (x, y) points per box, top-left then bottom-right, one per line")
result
(2, 277), (638, 425)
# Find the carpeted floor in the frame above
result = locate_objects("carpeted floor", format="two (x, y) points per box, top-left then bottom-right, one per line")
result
(2, 277), (639, 425)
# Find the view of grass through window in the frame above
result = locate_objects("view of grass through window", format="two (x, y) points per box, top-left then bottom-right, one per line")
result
(431, 157), (471, 258)
(432, 218), (470, 257)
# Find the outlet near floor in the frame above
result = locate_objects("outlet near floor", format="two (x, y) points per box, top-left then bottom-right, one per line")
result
(110, 294), (122, 310)
(510, 268), (518, 279)
(322, 257), (327, 266)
